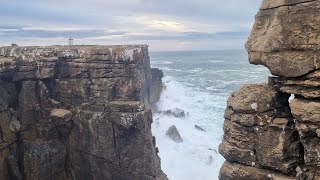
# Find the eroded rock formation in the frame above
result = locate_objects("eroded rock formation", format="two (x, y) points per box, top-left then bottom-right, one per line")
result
(0, 45), (166, 180)
(219, 0), (320, 179)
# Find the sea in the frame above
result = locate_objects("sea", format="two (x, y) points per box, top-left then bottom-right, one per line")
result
(150, 50), (271, 180)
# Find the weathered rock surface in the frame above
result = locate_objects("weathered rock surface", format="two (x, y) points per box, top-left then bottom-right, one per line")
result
(220, 0), (320, 179)
(290, 98), (320, 168)
(220, 84), (302, 176)
(219, 161), (298, 180)
(246, 0), (320, 77)
(227, 84), (289, 113)
(271, 70), (320, 99)
(0, 45), (167, 180)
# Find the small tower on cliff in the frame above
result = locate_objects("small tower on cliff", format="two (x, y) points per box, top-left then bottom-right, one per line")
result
(68, 37), (74, 46)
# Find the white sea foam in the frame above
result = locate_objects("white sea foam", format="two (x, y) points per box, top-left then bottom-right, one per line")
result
(205, 86), (220, 91)
(210, 60), (224, 63)
(152, 76), (225, 180)
(160, 67), (183, 72)
(150, 50), (270, 180)
(152, 61), (173, 65)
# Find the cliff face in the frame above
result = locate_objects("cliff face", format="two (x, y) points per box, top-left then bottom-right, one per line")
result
(219, 0), (320, 179)
(0, 45), (166, 180)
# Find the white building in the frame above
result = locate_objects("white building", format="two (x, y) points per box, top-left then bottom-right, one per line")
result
(68, 38), (74, 46)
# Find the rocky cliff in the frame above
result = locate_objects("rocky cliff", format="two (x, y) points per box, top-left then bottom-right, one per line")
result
(0, 45), (166, 180)
(219, 0), (320, 179)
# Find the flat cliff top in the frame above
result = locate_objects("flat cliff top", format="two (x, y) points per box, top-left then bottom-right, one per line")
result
(0, 45), (148, 61)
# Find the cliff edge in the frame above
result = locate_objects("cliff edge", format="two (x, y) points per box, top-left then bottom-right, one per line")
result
(219, 0), (320, 179)
(0, 45), (166, 180)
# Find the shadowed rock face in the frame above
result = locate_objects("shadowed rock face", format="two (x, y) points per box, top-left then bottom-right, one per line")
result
(0, 45), (167, 180)
(149, 68), (163, 106)
(220, 0), (320, 179)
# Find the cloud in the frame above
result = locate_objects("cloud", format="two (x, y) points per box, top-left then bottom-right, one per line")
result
(119, 31), (249, 41)
(0, 0), (262, 50)
(0, 27), (127, 39)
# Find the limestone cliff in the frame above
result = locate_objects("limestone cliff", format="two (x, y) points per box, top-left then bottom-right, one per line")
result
(0, 45), (166, 180)
(219, 0), (320, 179)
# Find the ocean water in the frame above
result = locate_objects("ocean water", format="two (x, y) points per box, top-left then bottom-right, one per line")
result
(150, 50), (270, 180)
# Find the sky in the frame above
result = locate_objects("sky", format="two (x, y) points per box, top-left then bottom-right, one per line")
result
(0, 0), (262, 51)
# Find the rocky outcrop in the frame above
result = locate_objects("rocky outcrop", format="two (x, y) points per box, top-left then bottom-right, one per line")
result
(0, 45), (166, 180)
(166, 125), (183, 143)
(149, 68), (163, 106)
(194, 125), (206, 132)
(246, 0), (320, 77)
(163, 108), (186, 118)
(220, 0), (320, 179)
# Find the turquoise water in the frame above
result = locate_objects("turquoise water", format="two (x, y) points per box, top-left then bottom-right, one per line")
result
(150, 50), (270, 180)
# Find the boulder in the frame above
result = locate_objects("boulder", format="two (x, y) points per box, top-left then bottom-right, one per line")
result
(166, 125), (183, 143)
(9, 120), (20, 132)
(50, 109), (72, 121)
(163, 108), (186, 118)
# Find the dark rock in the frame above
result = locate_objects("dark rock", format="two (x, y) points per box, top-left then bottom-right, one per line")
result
(195, 125), (206, 132)
(207, 156), (213, 165)
(149, 68), (163, 105)
(164, 108), (186, 118)
(166, 125), (183, 143)
(0, 80), (17, 111)
(0, 45), (167, 180)
(22, 140), (67, 180)
(6, 155), (23, 180)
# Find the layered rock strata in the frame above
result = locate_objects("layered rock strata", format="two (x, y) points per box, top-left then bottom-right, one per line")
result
(219, 0), (320, 179)
(0, 45), (166, 180)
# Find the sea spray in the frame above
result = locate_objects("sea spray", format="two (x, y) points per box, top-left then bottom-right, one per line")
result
(150, 50), (270, 180)
(152, 76), (225, 180)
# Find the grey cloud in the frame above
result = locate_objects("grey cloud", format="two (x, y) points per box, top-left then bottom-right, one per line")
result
(123, 31), (249, 41)
(1, 0), (261, 30)
(0, 0), (262, 50)
(0, 25), (27, 30)
(0, 28), (127, 39)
